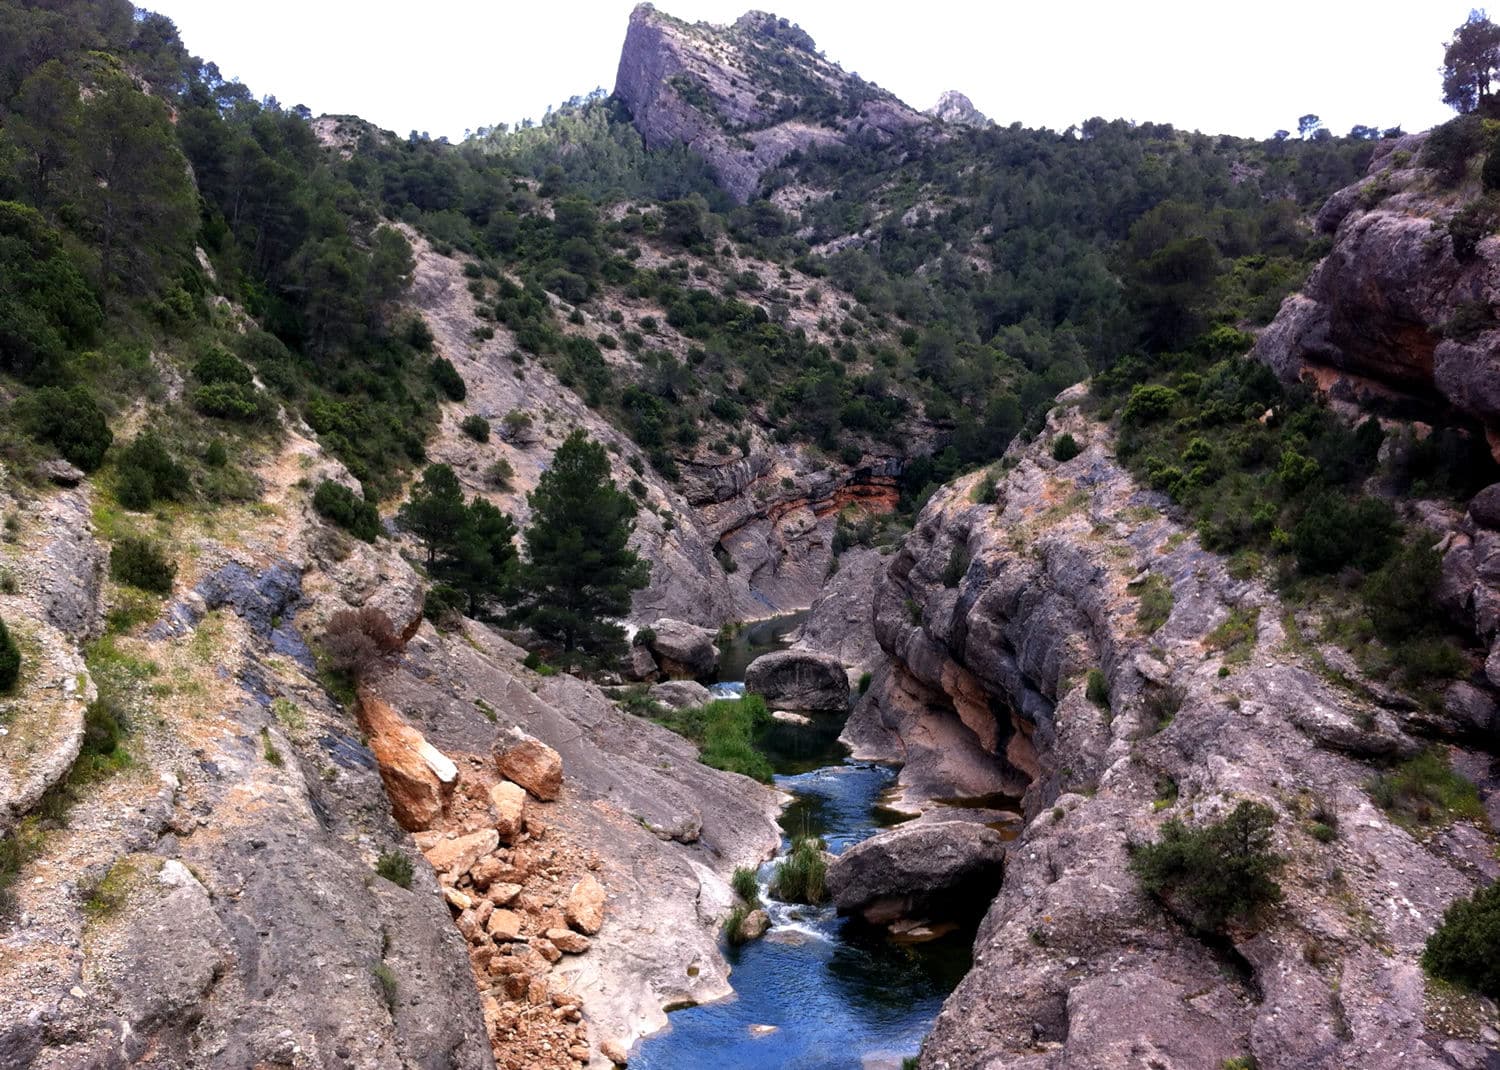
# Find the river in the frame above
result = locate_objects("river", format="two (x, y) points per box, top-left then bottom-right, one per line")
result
(632, 615), (975, 1070)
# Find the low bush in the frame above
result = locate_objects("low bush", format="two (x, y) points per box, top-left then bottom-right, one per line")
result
(312, 480), (381, 542)
(109, 536), (176, 594)
(1085, 668), (1110, 707)
(115, 432), (189, 510)
(321, 607), (403, 685)
(1131, 574), (1174, 634)
(1052, 432), (1081, 462)
(771, 836), (828, 904)
(731, 865), (760, 904)
(650, 695), (773, 782)
(460, 414), (490, 442)
(13, 385), (113, 471)
(0, 616), (19, 692)
(1422, 880), (1500, 998)
(1366, 749), (1483, 827)
(431, 357), (467, 401)
(375, 850), (415, 889)
(1128, 800), (1283, 929)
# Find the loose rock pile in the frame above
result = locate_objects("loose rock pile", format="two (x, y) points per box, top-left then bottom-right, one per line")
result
(415, 736), (631, 1069)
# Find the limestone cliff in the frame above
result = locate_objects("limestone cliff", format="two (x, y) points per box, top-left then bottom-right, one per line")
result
(850, 391), (1499, 1068)
(1255, 132), (1500, 453)
(613, 4), (930, 203)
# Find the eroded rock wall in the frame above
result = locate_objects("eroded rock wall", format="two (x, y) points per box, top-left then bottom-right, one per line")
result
(862, 394), (1497, 1068)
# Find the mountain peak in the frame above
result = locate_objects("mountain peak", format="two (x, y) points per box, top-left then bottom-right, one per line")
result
(927, 90), (990, 127)
(614, 4), (929, 202)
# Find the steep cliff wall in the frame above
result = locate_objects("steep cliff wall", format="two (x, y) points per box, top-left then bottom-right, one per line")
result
(1255, 133), (1500, 453)
(854, 391), (1498, 1068)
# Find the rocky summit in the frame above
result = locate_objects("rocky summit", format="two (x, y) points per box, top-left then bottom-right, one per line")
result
(0, 3), (1497, 1070)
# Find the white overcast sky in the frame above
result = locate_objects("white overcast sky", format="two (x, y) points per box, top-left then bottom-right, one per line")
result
(147, 0), (1458, 141)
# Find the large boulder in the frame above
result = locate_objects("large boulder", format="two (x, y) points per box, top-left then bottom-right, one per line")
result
(494, 728), (564, 801)
(358, 694), (458, 831)
(648, 680), (713, 710)
(646, 618), (720, 680)
(826, 821), (1006, 924)
(744, 650), (851, 711)
(565, 873), (606, 935)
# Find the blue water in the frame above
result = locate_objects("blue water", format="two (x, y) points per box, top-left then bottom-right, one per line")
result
(632, 760), (973, 1070)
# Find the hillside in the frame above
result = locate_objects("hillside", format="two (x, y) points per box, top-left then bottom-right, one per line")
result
(0, 3), (1496, 1070)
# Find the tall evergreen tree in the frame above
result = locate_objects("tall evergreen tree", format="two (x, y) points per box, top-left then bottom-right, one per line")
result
(397, 463), (466, 565)
(445, 498), (519, 617)
(511, 431), (649, 654)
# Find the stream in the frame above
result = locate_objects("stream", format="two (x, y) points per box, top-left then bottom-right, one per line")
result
(633, 615), (976, 1070)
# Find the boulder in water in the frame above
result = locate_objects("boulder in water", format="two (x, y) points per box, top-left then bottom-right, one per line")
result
(745, 650), (850, 711)
(825, 820), (1006, 925)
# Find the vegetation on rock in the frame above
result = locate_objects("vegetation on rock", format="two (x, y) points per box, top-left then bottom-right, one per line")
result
(1128, 801), (1283, 930)
(1423, 879), (1500, 998)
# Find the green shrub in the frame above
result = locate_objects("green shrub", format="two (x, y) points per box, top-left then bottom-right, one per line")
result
(13, 385), (113, 471)
(771, 837), (828, 904)
(460, 414), (490, 442)
(115, 431), (189, 510)
(1128, 800), (1283, 929)
(375, 850), (414, 889)
(1052, 432), (1081, 462)
(1121, 385), (1180, 426)
(1422, 880), (1500, 997)
(942, 543), (970, 587)
(1367, 749), (1483, 827)
(109, 536), (176, 594)
(1085, 668), (1110, 707)
(372, 963), (398, 1010)
(1422, 114), (1485, 185)
(191, 345), (269, 421)
(1483, 132), (1500, 192)
(0, 616), (19, 692)
(431, 357), (466, 400)
(1447, 194), (1500, 262)
(723, 902), (752, 945)
(312, 480), (381, 542)
(1292, 495), (1397, 574)
(858, 671), (873, 694)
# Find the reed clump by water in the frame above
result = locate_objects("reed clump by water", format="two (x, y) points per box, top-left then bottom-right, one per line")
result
(731, 865), (760, 904)
(771, 836), (828, 904)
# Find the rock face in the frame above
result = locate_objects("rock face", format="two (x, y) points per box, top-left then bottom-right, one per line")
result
(925, 90), (990, 127)
(643, 617), (719, 679)
(864, 398), (1499, 1069)
(825, 820), (1006, 924)
(790, 546), (887, 682)
(744, 649), (850, 711)
(614, 4), (930, 203)
(1254, 132), (1500, 449)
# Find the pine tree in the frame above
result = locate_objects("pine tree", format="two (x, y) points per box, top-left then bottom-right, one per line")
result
(445, 498), (518, 617)
(511, 430), (649, 654)
(397, 463), (466, 566)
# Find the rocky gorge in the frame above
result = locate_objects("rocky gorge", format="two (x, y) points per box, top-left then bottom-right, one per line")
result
(1, 3), (1499, 1069)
